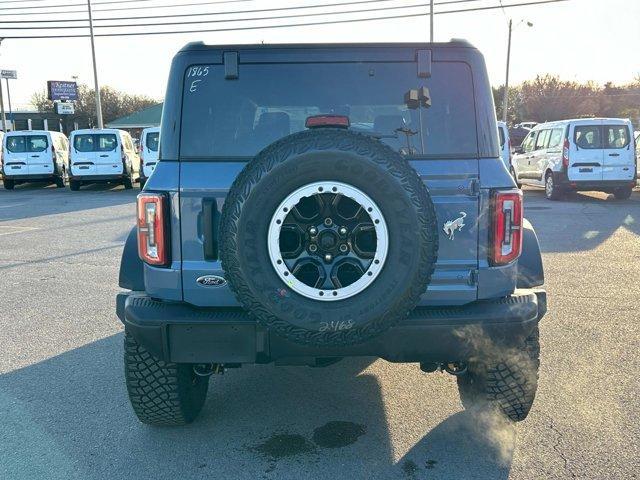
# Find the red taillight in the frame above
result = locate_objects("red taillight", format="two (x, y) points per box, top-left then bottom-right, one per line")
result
(491, 191), (523, 266)
(562, 138), (570, 169)
(137, 193), (169, 266)
(305, 115), (350, 129)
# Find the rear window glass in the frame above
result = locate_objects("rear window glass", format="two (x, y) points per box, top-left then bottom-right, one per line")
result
(6, 135), (48, 153)
(73, 134), (118, 152)
(145, 132), (159, 151)
(180, 62), (477, 158)
(574, 125), (602, 149)
(498, 127), (505, 148)
(605, 125), (629, 148)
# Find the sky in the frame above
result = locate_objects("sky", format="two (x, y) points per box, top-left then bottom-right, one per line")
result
(1, 0), (639, 110)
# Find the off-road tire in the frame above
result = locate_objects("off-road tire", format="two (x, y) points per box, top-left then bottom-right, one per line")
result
(69, 179), (81, 191)
(124, 332), (209, 426)
(3, 179), (15, 190)
(457, 325), (540, 422)
(545, 172), (563, 201)
(613, 186), (633, 200)
(220, 128), (438, 347)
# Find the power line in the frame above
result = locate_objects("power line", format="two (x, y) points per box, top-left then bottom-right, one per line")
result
(0, 0), (522, 24)
(0, 0), (571, 39)
(0, 0), (257, 15)
(0, 0), (253, 10)
(0, 2), (438, 30)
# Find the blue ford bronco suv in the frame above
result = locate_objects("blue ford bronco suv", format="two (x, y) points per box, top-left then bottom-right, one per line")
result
(116, 41), (546, 426)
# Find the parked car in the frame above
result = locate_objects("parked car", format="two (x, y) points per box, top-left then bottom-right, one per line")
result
(512, 118), (636, 200)
(68, 128), (140, 191)
(508, 125), (531, 147)
(515, 121), (538, 130)
(1, 130), (68, 190)
(497, 121), (514, 172)
(138, 127), (160, 189)
(117, 40), (546, 426)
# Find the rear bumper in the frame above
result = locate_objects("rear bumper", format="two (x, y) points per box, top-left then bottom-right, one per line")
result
(2, 173), (57, 181)
(556, 173), (636, 191)
(116, 289), (547, 364)
(70, 174), (126, 182)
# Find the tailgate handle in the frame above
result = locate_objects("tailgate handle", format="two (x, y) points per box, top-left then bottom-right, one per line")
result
(608, 153), (620, 157)
(202, 199), (219, 261)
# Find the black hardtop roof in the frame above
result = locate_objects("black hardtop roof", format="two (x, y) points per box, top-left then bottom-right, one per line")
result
(178, 39), (476, 54)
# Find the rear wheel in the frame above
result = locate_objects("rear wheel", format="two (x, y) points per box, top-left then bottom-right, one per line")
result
(613, 186), (633, 200)
(124, 332), (209, 426)
(54, 176), (65, 188)
(139, 177), (146, 190)
(457, 326), (540, 422)
(69, 179), (81, 191)
(123, 175), (133, 190)
(3, 179), (15, 190)
(544, 172), (563, 201)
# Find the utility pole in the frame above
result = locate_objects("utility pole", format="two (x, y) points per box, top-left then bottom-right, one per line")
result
(5, 77), (13, 122)
(0, 38), (7, 132)
(502, 19), (512, 123)
(87, 0), (103, 129)
(502, 19), (533, 123)
(430, 0), (434, 42)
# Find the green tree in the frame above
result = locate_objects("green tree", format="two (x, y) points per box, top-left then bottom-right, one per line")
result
(31, 84), (159, 126)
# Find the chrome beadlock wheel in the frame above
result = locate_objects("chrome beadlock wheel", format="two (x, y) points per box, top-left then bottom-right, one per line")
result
(268, 181), (389, 301)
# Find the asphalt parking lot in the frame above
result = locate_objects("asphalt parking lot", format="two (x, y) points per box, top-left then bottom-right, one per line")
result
(0, 183), (638, 480)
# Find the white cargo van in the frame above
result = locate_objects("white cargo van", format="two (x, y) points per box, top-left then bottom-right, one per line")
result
(512, 118), (636, 200)
(1, 130), (68, 190)
(138, 127), (159, 189)
(497, 121), (513, 171)
(68, 129), (140, 191)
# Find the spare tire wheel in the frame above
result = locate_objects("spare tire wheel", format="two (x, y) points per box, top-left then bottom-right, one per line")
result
(220, 129), (438, 346)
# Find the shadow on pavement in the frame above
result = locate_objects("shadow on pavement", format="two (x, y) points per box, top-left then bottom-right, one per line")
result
(0, 181), (137, 222)
(523, 188), (640, 253)
(0, 334), (514, 480)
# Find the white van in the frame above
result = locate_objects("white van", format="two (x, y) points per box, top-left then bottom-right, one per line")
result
(1, 130), (69, 190)
(68, 128), (140, 191)
(512, 118), (636, 200)
(497, 121), (513, 173)
(138, 127), (160, 189)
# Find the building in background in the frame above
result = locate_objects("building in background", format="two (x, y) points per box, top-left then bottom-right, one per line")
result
(106, 103), (162, 139)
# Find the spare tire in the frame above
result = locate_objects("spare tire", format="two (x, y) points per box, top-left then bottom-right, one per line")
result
(220, 129), (438, 347)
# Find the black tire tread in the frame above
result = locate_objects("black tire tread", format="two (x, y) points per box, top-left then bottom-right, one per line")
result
(457, 326), (540, 422)
(124, 332), (208, 426)
(219, 129), (438, 346)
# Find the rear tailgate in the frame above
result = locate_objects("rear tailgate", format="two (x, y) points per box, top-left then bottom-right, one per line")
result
(179, 158), (479, 307)
(602, 122), (635, 181)
(568, 121), (604, 182)
(24, 135), (54, 176)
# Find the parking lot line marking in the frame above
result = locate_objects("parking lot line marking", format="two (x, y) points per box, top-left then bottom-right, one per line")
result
(0, 225), (39, 236)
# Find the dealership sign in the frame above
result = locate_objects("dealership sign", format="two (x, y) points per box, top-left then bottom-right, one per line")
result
(47, 80), (78, 101)
(56, 102), (75, 115)
(1, 70), (17, 79)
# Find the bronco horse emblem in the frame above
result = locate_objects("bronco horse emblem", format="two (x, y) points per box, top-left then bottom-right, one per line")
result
(443, 212), (467, 240)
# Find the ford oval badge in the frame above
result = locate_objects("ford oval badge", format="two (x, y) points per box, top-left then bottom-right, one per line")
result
(196, 275), (227, 287)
